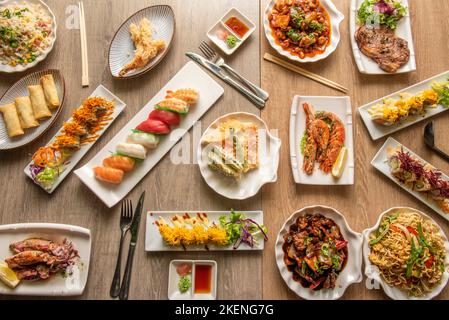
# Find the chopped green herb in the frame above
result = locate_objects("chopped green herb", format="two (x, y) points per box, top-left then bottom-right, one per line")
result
(178, 276), (191, 293)
(226, 34), (237, 48)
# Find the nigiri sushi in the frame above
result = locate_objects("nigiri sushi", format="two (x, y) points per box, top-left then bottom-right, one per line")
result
(126, 130), (160, 149)
(116, 142), (147, 160)
(103, 155), (135, 172)
(94, 166), (124, 184)
(166, 88), (199, 105)
(155, 98), (189, 114)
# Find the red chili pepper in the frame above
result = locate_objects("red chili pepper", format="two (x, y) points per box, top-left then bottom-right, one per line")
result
(309, 277), (325, 290)
(335, 240), (348, 250)
(425, 255), (435, 268)
(407, 226), (418, 236)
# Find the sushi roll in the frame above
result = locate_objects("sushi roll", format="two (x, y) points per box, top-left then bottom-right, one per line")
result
(116, 142), (147, 160)
(94, 166), (124, 184)
(103, 155), (135, 172)
(126, 130), (160, 149)
(413, 177), (432, 192)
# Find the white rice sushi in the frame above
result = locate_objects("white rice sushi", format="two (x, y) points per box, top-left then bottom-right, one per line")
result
(116, 142), (147, 160)
(126, 130), (159, 149)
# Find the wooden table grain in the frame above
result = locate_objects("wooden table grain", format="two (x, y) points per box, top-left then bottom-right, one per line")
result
(260, 0), (449, 300)
(1, 0), (449, 300)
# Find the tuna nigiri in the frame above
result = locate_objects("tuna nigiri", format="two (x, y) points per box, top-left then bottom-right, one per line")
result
(103, 155), (135, 172)
(93, 166), (124, 184)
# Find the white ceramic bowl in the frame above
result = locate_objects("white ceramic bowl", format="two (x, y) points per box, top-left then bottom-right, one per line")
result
(0, 0), (57, 73)
(362, 207), (449, 300)
(263, 0), (344, 63)
(108, 5), (175, 79)
(275, 205), (363, 300)
(197, 112), (281, 200)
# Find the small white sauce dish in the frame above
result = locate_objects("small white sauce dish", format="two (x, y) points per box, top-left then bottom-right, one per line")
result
(168, 260), (217, 300)
(207, 7), (256, 55)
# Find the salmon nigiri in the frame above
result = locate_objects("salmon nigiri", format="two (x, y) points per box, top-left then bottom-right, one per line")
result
(93, 166), (124, 184)
(103, 155), (135, 172)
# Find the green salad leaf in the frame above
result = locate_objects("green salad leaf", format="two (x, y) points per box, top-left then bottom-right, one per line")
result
(431, 79), (449, 107)
(357, 0), (407, 30)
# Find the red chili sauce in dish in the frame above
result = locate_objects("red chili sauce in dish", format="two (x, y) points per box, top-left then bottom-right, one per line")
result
(268, 0), (331, 59)
(194, 264), (212, 294)
(225, 17), (249, 38)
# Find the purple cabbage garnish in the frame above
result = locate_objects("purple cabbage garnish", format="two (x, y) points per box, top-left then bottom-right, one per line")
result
(374, 0), (395, 14)
(30, 164), (43, 179)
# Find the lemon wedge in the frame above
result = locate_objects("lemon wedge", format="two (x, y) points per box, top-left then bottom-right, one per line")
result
(0, 261), (20, 288)
(332, 147), (348, 179)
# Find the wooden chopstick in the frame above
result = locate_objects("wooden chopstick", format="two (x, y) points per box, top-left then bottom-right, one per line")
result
(79, 2), (89, 87)
(263, 53), (348, 94)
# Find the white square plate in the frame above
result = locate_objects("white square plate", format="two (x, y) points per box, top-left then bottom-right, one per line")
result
(146, 211), (264, 251)
(24, 85), (126, 193)
(371, 137), (449, 222)
(207, 7), (255, 55)
(290, 96), (355, 185)
(358, 70), (449, 140)
(168, 260), (217, 300)
(0, 223), (91, 296)
(349, 0), (416, 74)
(75, 62), (224, 208)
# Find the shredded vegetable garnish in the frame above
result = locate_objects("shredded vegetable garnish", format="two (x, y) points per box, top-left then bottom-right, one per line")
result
(219, 210), (268, 249)
(29, 97), (115, 190)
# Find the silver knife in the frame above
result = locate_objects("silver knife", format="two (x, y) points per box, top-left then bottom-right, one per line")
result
(119, 191), (145, 300)
(186, 52), (266, 109)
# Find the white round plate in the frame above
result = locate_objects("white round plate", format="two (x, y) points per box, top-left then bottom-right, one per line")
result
(0, 0), (57, 73)
(108, 5), (175, 79)
(263, 0), (344, 63)
(197, 112), (281, 200)
(275, 205), (363, 300)
(362, 207), (449, 300)
(0, 69), (65, 151)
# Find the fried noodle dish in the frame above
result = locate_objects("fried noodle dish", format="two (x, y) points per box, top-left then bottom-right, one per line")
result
(369, 210), (447, 297)
(282, 213), (348, 290)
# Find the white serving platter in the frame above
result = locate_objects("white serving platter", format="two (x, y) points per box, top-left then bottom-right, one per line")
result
(24, 85), (126, 193)
(275, 205), (363, 300)
(207, 7), (256, 55)
(362, 207), (449, 300)
(108, 5), (175, 78)
(75, 62), (224, 208)
(371, 137), (449, 222)
(263, 0), (344, 63)
(358, 70), (449, 140)
(198, 112), (281, 200)
(0, 223), (91, 296)
(146, 211), (264, 251)
(168, 260), (217, 300)
(349, 0), (416, 74)
(0, 69), (65, 150)
(290, 96), (355, 185)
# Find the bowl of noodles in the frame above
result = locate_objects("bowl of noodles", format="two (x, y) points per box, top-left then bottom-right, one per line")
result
(363, 207), (449, 300)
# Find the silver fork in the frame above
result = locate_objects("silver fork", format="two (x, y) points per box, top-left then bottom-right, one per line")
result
(110, 199), (133, 298)
(199, 41), (269, 101)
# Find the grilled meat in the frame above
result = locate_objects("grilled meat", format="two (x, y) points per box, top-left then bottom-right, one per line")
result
(355, 25), (410, 73)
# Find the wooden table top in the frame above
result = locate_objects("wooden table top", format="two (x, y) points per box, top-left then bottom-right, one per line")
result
(0, 0), (448, 300)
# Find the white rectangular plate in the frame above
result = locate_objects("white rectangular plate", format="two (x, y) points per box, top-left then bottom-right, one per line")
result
(168, 260), (217, 300)
(290, 96), (355, 185)
(358, 70), (449, 140)
(24, 85), (126, 193)
(146, 211), (264, 251)
(0, 223), (91, 296)
(75, 62), (224, 208)
(349, 0), (416, 74)
(371, 137), (449, 222)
